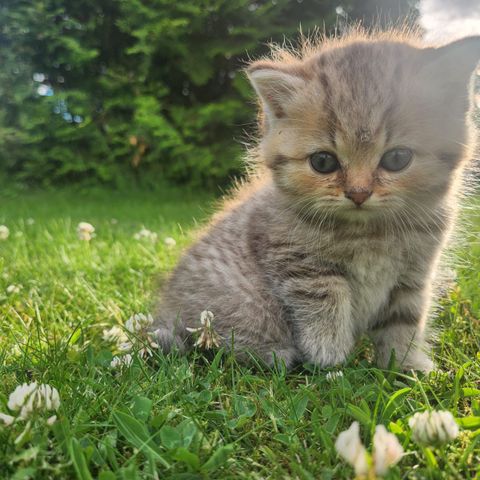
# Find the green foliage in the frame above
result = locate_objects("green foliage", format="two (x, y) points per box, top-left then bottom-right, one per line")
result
(0, 0), (415, 187)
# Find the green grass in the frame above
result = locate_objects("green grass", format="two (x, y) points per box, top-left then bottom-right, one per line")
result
(0, 189), (479, 479)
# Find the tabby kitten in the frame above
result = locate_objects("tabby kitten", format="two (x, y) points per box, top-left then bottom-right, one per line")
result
(153, 32), (480, 371)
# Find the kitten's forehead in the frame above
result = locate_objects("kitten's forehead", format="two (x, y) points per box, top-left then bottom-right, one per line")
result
(312, 42), (416, 147)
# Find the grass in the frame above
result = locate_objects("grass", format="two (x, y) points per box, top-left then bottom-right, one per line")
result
(0, 188), (479, 479)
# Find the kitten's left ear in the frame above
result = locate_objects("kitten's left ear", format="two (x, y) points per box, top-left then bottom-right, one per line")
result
(423, 36), (480, 86)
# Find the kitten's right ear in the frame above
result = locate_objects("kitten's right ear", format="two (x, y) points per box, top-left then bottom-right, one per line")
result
(247, 61), (307, 123)
(423, 36), (480, 87)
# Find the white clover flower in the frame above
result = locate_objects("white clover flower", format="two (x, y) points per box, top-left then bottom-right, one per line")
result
(118, 313), (159, 360)
(110, 354), (133, 369)
(164, 236), (176, 248)
(7, 383), (38, 411)
(77, 222), (95, 241)
(6, 284), (22, 295)
(186, 310), (220, 350)
(193, 329), (220, 350)
(26, 218), (35, 225)
(78, 230), (93, 241)
(118, 341), (134, 353)
(373, 425), (404, 475)
(29, 384), (60, 412)
(0, 225), (10, 240)
(137, 342), (158, 359)
(77, 222), (95, 233)
(409, 410), (459, 446)
(102, 325), (128, 344)
(110, 218), (118, 225)
(46, 415), (57, 425)
(7, 382), (60, 419)
(147, 337), (159, 350)
(200, 310), (214, 327)
(326, 370), (344, 382)
(117, 337), (157, 357)
(335, 422), (369, 476)
(133, 228), (158, 242)
(11, 344), (22, 358)
(125, 313), (154, 333)
(0, 413), (14, 426)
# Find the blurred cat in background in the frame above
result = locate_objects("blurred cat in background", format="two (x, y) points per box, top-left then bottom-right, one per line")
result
(152, 29), (479, 371)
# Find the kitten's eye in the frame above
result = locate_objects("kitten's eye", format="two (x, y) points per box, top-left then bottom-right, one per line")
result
(379, 148), (413, 172)
(309, 151), (340, 174)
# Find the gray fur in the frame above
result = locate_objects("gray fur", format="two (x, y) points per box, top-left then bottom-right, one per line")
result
(152, 34), (479, 371)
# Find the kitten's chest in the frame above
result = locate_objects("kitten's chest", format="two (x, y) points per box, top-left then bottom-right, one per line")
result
(336, 238), (405, 330)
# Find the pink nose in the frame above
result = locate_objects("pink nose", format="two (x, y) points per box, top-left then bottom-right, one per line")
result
(345, 190), (372, 206)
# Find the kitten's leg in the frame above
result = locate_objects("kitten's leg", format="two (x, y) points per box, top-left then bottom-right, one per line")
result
(231, 340), (299, 369)
(153, 303), (299, 368)
(280, 275), (355, 367)
(151, 308), (189, 353)
(211, 304), (300, 369)
(152, 326), (186, 354)
(370, 286), (434, 373)
(370, 323), (433, 372)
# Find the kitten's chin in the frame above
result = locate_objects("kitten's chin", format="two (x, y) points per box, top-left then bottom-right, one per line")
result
(333, 205), (384, 224)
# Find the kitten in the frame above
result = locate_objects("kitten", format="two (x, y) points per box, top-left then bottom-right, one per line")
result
(152, 31), (480, 371)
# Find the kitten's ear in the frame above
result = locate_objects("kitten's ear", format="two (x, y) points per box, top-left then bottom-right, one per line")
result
(423, 36), (480, 86)
(247, 61), (307, 122)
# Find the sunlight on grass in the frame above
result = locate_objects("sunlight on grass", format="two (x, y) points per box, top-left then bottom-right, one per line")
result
(0, 190), (479, 479)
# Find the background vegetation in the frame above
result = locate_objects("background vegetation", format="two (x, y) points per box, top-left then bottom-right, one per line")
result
(0, 0), (416, 189)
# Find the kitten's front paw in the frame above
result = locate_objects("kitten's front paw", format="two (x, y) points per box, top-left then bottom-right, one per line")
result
(269, 347), (299, 369)
(401, 351), (434, 374)
(300, 340), (352, 367)
(378, 348), (434, 373)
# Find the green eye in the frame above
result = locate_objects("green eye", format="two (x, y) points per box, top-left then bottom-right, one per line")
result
(380, 148), (413, 172)
(309, 151), (340, 174)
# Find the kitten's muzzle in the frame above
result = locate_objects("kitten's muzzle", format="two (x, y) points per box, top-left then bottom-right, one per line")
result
(345, 189), (372, 206)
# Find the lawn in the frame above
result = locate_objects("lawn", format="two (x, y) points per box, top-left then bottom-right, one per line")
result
(0, 189), (479, 479)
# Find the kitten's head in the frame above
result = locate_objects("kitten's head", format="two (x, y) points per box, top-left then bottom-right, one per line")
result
(247, 33), (480, 224)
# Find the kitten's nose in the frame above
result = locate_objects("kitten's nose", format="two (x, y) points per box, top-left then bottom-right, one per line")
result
(345, 190), (372, 206)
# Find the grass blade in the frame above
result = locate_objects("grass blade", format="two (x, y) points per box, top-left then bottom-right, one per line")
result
(68, 438), (93, 480)
(112, 410), (170, 468)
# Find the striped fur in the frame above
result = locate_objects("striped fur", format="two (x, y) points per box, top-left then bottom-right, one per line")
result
(153, 31), (479, 371)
